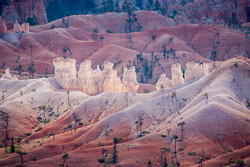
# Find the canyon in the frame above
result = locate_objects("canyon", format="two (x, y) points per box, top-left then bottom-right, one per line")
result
(0, 1), (249, 167)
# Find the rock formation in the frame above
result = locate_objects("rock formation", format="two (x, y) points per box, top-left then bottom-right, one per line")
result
(156, 74), (172, 90)
(0, 16), (7, 33)
(53, 57), (139, 95)
(1, 0), (47, 25)
(171, 63), (184, 87)
(1, 68), (18, 80)
(156, 62), (212, 90)
(185, 62), (211, 81)
(21, 23), (30, 32)
(102, 61), (123, 92)
(13, 20), (21, 32)
(122, 67), (139, 93)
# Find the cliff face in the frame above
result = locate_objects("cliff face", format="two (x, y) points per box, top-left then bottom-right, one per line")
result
(1, 0), (47, 28)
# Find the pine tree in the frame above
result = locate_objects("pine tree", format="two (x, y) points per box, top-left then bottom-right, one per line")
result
(154, 0), (161, 11)
(112, 137), (122, 163)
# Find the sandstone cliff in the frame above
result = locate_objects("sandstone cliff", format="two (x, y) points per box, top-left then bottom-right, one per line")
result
(53, 57), (139, 95)
(171, 63), (184, 87)
(156, 61), (213, 90)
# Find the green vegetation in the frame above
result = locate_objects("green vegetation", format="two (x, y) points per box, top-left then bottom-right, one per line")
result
(46, 0), (95, 22)
(97, 158), (105, 163)
(60, 152), (70, 167)
(111, 137), (122, 164)
(26, 16), (38, 26)
(105, 29), (113, 33)
(142, 130), (150, 134)
(25, 132), (32, 136)
(15, 146), (27, 166)
(161, 134), (166, 138)
(188, 152), (197, 156)
(28, 60), (36, 79)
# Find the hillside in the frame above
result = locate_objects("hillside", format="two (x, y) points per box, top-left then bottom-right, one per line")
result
(0, 2), (249, 167)
(0, 11), (249, 84)
(0, 57), (249, 167)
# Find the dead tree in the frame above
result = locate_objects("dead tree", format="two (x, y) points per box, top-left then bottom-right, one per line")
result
(67, 90), (71, 109)
(135, 114), (144, 136)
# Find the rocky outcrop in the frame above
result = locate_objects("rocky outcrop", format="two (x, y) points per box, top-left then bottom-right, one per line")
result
(102, 61), (123, 92)
(156, 62), (212, 90)
(1, 0), (47, 25)
(185, 62), (211, 81)
(0, 16), (7, 33)
(13, 20), (21, 32)
(53, 57), (139, 95)
(122, 67), (139, 93)
(1, 68), (18, 80)
(171, 63), (184, 87)
(156, 74), (172, 90)
(21, 23), (30, 32)
(53, 58), (77, 79)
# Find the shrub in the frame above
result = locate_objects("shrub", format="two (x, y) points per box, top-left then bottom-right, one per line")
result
(97, 158), (105, 163)
(106, 29), (113, 33)
(188, 152), (197, 156)
(25, 139), (30, 144)
(93, 27), (99, 33)
(17, 137), (22, 143)
(142, 131), (150, 134)
(233, 62), (238, 67)
(66, 123), (73, 129)
(236, 159), (244, 166)
(25, 132), (32, 136)
(50, 24), (56, 29)
(79, 121), (83, 125)
(26, 16), (38, 26)
(35, 126), (42, 132)
(44, 119), (50, 123)
(161, 134), (166, 138)
(179, 148), (184, 152)
(37, 116), (43, 121)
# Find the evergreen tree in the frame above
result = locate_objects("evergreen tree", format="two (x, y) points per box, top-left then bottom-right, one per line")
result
(102, 0), (114, 13)
(28, 60), (36, 79)
(154, 0), (161, 11)
(112, 137), (122, 163)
